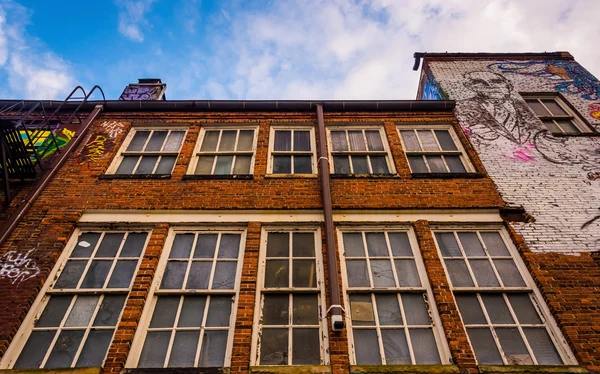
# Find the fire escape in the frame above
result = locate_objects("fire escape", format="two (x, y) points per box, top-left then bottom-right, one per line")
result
(0, 86), (105, 206)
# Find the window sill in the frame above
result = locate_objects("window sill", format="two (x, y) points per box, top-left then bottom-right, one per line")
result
(123, 368), (229, 374)
(249, 366), (330, 374)
(330, 173), (398, 179)
(478, 365), (588, 373)
(350, 364), (460, 373)
(99, 174), (172, 179)
(182, 174), (254, 180)
(411, 172), (483, 179)
(265, 174), (318, 179)
(0, 368), (101, 374)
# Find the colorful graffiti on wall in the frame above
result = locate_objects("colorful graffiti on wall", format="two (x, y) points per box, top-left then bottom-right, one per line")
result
(420, 68), (446, 100)
(79, 121), (125, 165)
(20, 127), (76, 160)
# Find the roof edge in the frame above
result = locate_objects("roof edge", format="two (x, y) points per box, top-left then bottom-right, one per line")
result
(416, 51), (574, 62)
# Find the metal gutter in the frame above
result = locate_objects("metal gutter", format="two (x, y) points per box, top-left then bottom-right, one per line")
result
(413, 51), (574, 71)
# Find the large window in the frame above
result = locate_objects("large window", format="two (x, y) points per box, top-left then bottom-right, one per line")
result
(328, 127), (394, 174)
(398, 125), (472, 174)
(3, 230), (149, 369)
(109, 128), (186, 175)
(252, 229), (329, 366)
(339, 229), (449, 365)
(268, 127), (316, 174)
(188, 127), (257, 175)
(433, 229), (572, 365)
(127, 229), (245, 368)
(522, 95), (589, 134)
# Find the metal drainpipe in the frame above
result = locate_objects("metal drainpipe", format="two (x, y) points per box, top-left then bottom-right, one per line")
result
(0, 104), (104, 248)
(315, 103), (344, 331)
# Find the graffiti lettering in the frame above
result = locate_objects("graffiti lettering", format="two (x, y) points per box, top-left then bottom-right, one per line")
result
(80, 135), (108, 164)
(0, 249), (40, 284)
(100, 121), (125, 139)
(119, 85), (163, 101)
(62, 128), (76, 140)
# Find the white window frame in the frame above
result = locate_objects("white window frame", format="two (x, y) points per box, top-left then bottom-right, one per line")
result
(186, 125), (259, 175)
(250, 226), (330, 366)
(106, 126), (188, 175)
(337, 226), (451, 365)
(432, 225), (577, 366)
(126, 226), (247, 368)
(0, 228), (150, 369)
(326, 125), (396, 175)
(521, 94), (590, 134)
(267, 125), (318, 175)
(397, 123), (475, 173)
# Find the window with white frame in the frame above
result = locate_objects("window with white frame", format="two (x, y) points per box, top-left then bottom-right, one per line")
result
(188, 127), (257, 175)
(127, 229), (245, 368)
(339, 229), (449, 365)
(268, 127), (316, 174)
(398, 125), (472, 173)
(110, 128), (186, 175)
(253, 229), (328, 366)
(433, 229), (571, 365)
(4, 231), (149, 369)
(328, 127), (394, 174)
(522, 95), (589, 134)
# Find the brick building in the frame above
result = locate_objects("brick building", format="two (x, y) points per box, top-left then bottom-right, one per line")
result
(0, 54), (597, 374)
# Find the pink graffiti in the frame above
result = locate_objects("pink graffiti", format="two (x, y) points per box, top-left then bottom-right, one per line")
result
(589, 103), (600, 120)
(503, 143), (536, 162)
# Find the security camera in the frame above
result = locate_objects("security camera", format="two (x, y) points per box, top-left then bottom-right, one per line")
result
(331, 315), (344, 332)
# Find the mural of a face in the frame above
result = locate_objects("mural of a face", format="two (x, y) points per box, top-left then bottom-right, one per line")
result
(464, 71), (512, 100)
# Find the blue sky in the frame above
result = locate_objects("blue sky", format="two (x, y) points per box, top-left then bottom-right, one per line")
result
(0, 0), (598, 100)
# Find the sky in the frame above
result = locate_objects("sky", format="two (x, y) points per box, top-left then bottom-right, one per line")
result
(0, 0), (598, 101)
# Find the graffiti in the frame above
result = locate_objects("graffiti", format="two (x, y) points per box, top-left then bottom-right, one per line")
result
(20, 127), (76, 160)
(589, 103), (600, 119)
(420, 69), (446, 100)
(119, 85), (163, 100)
(100, 121), (125, 138)
(79, 121), (122, 164)
(588, 172), (600, 181)
(80, 135), (109, 164)
(502, 143), (536, 162)
(489, 60), (600, 101)
(0, 249), (40, 284)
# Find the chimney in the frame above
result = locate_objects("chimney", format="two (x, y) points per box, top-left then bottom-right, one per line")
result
(119, 78), (167, 100)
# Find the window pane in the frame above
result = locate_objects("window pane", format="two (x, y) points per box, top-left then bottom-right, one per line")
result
(294, 131), (311, 151)
(293, 294), (319, 325)
(445, 156), (467, 173)
(348, 130), (366, 151)
(557, 120), (580, 134)
(470, 259), (500, 287)
(81, 260), (112, 288)
(331, 131), (348, 151)
(445, 260), (474, 287)
(75, 329), (113, 367)
(382, 329), (410, 364)
(525, 99), (549, 116)
(274, 130), (291, 151)
(199, 331), (228, 367)
(163, 131), (185, 152)
(155, 156), (177, 174)
(455, 294), (486, 324)
(138, 331), (170, 368)
(214, 155), (233, 174)
(237, 130), (254, 151)
(65, 295), (100, 327)
(523, 328), (563, 364)
(194, 156), (214, 174)
(170, 234), (194, 258)
(370, 156), (389, 174)
(400, 130), (421, 151)
(494, 259), (526, 287)
(346, 260), (370, 287)
(186, 261), (212, 289)
(273, 155), (291, 173)
(508, 294), (542, 324)
(72, 233), (101, 258)
(370, 259), (395, 287)
(481, 232), (510, 256)
(233, 155), (251, 174)
(135, 156), (159, 174)
(458, 233), (485, 257)
(14, 331), (56, 369)
(107, 260), (137, 288)
(168, 331), (199, 367)
(467, 328), (503, 364)
(366, 232), (387, 257)
(121, 232), (148, 257)
(543, 120), (561, 133)
(434, 130), (458, 151)
(541, 99), (568, 116)
(145, 131), (167, 151)
(127, 130), (150, 151)
(206, 296), (232, 327)
(178, 296), (206, 327)
(93, 295), (127, 326)
(116, 156), (139, 174)
(435, 233), (461, 257)
(292, 329), (320, 364)
(292, 260), (316, 288)
(212, 261), (237, 289)
(45, 330), (85, 368)
(496, 327), (533, 365)
(194, 234), (218, 258)
(481, 294), (514, 324)
(343, 233), (365, 257)
(403, 294), (430, 325)
(350, 294), (375, 326)
(293, 232), (315, 257)
(263, 294), (289, 325)
(265, 260), (289, 288)
(150, 296), (180, 328)
(96, 233), (124, 257)
(218, 130), (236, 151)
(417, 130), (439, 151)
(37, 296), (72, 327)
(267, 233), (289, 257)
(407, 156), (428, 173)
(376, 294), (403, 325)
(426, 156), (446, 172)
(200, 131), (219, 151)
(353, 329), (381, 364)
(294, 156), (312, 174)
(218, 234), (241, 258)
(333, 155), (350, 174)
(389, 232), (412, 256)
(395, 259), (421, 287)
(365, 130), (384, 151)
(160, 261), (187, 289)
(352, 156), (369, 174)
(410, 328), (441, 364)
(260, 328), (288, 365)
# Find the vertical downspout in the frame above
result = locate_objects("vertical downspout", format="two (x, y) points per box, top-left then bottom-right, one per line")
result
(315, 104), (343, 328)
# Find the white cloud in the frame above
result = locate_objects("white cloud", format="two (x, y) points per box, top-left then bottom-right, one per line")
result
(116, 0), (154, 42)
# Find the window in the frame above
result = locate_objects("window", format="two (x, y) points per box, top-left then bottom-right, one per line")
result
(339, 229), (449, 365)
(253, 229), (329, 366)
(109, 128), (186, 175)
(128, 229), (245, 368)
(4, 231), (149, 369)
(398, 125), (472, 173)
(268, 127), (316, 174)
(433, 229), (572, 365)
(189, 127), (257, 175)
(328, 127), (394, 174)
(522, 95), (588, 134)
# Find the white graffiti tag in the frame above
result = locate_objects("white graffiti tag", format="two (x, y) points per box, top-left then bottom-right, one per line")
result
(100, 121), (125, 138)
(0, 249), (40, 284)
